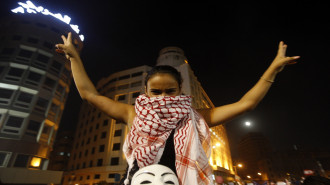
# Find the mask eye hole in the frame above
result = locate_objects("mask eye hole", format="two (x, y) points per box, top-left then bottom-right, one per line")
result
(141, 180), (152, 184)
(165, 181), (175, 184)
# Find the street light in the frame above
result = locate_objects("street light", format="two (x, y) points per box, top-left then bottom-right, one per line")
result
(233, 163), (243, 175)
(245, 121), (251, 127)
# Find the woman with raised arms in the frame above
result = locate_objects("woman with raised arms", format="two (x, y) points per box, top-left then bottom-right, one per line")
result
(56, 32), (299, 185)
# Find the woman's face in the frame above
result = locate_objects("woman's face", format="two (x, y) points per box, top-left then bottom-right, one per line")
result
(145, 73), (181, 97)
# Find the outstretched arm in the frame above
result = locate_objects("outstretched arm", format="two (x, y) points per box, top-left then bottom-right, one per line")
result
(56, 33), (135, 124)
(198, 41), (300, 126)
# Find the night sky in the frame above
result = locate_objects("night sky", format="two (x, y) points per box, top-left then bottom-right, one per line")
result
(1, 1), (330, 157)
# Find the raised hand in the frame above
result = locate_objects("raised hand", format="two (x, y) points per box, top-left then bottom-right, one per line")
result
(55, 32), (79, 60)
(271, 41), (300, 72)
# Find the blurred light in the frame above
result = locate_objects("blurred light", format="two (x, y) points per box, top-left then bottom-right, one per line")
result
(216, 143), (221, 147)
(237, 163), (243, 168)
(258, 172), (262, 176)
(11, 1), (84, 41)
(245, 121), (251, 126)
(30, 157), (41, 167)
(184, 60), (188, 64)
(212, 146), (216, 149)
(247, 175), (251, 179)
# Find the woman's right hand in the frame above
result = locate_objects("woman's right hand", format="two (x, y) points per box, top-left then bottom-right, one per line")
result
(55, 32), (79, 60)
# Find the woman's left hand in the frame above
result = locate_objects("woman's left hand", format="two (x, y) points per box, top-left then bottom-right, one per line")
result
(271, 41), (300, 73)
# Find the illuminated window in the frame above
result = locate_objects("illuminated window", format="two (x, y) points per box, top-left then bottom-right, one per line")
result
(30, 157), (41, 168)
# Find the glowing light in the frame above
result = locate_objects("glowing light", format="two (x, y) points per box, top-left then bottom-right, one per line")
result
(245, 121), (251, 126)
(247, 175), (251, 179)
(216, 143), (221, 147)
(184, 59), (188, 64)
(11, 1), (84, 41)
(30, 157), (41, 167)
(258, 172), (262, 176)
(212, 146), (216, 149)
(237, 163), (243, 168)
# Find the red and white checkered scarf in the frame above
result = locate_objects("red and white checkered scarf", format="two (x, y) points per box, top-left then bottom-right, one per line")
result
(123, 94), (214, 185)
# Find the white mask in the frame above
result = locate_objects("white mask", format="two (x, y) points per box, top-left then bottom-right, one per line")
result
(131, 164), (179, 185)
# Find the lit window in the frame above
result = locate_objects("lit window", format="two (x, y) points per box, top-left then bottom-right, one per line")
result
(30, 157), (41, 168)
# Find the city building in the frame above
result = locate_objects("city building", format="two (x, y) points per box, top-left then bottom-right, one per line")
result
(237, 132), (272, 182)
(48, 130), (75, 171)
(0, 2), (83, 184)
(237, 132), (330, 183)
(63, 46), (235, 184)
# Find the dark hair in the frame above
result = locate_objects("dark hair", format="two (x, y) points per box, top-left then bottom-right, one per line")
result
(145, 65), (183, 88)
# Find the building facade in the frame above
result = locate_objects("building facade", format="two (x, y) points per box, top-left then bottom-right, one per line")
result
(63, 47), (235, 185)
(0, 12), (82, 184)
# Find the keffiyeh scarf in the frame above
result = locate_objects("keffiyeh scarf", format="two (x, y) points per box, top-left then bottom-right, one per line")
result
(123, 94), (214, 185)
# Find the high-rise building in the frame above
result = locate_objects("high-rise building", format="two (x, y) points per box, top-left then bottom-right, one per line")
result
(48, 130), (75, 171)
(237, 132), (272, 181)
(0, 3), (83, 184)
(63, 46), (235, 185)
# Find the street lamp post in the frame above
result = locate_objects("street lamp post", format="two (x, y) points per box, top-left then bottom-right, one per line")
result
(233, 163), (243, 175)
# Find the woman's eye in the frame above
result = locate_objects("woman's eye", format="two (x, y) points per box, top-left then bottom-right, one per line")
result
(140, 180), (152, 184)
(165, 180), (175, 184)
(151, 90), (161, 94)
